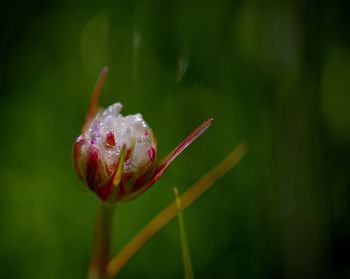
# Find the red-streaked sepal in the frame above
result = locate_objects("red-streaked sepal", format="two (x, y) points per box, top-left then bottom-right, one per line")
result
(82, 66), (109, 132)
(73, 135), (87, 182)
(118, 118), (213, 202)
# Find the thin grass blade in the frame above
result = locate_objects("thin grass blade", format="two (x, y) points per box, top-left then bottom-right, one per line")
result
(174, 187), (194, 279)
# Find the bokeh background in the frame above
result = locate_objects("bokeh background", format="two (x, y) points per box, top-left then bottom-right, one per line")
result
(1, 0), (350, 278)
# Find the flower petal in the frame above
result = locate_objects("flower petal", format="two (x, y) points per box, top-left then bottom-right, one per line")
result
(86, 145), (101, 191)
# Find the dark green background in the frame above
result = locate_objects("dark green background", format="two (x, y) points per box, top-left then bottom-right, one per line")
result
(1, 0), (350, 278)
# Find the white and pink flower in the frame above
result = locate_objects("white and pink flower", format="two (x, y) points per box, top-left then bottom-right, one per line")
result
(73, 66), (212, 203)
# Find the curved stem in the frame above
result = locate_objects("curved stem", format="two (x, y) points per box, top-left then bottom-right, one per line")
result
(106, 142), (248, 277)
(88, 202), (114, 279)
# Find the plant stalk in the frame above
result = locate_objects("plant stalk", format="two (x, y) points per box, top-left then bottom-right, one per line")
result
(174, 187), (194, 279)
(88, 202), (114, 279)
(106, 142), (248, 277)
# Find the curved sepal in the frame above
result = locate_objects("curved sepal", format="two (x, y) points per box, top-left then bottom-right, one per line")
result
(119, 118), (213, 202)
(82, 66), (109, 132)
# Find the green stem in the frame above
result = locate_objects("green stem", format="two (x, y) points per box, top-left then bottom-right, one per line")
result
(106, 143), (247, 277)
(88, 202), (114, 279)
(174, 187), (194, 279)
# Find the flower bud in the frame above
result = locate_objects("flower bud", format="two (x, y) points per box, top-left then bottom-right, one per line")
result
(73, 66), (212, 203)
(73, 102), (157, 202)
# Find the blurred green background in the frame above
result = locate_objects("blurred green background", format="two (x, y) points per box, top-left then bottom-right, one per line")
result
(1, 0), (350, 278)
